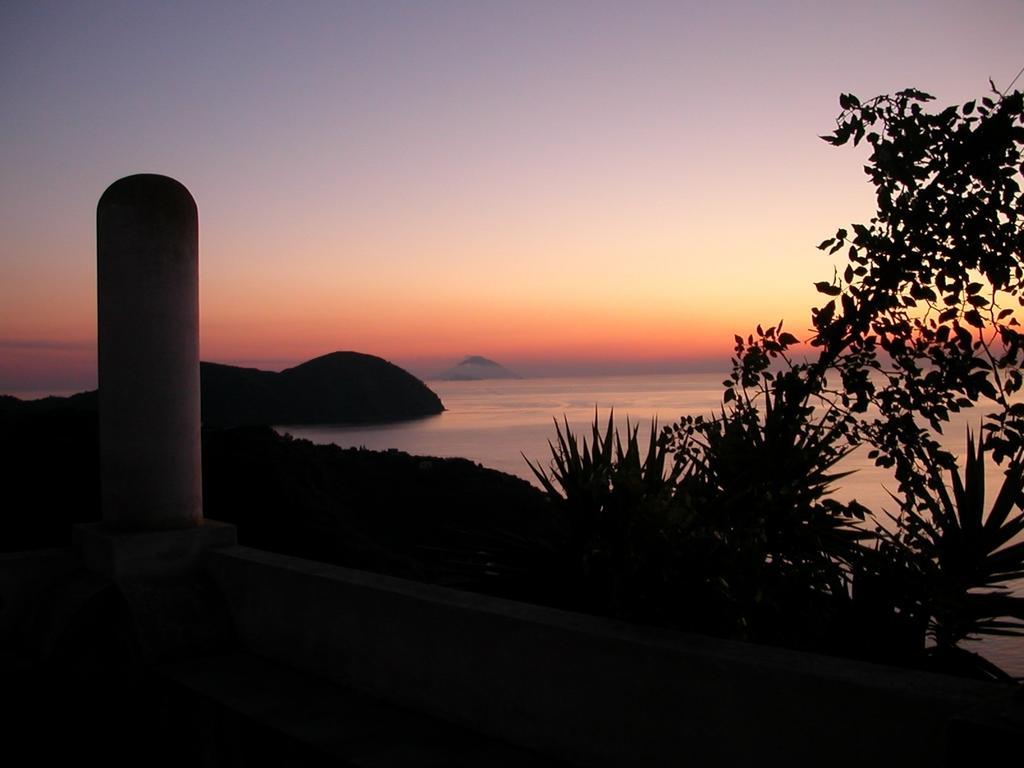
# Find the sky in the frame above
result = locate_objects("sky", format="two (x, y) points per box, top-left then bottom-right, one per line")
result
(1, 1), (1022, 394)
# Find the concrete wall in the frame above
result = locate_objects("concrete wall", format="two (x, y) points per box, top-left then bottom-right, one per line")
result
(0, 549), (79, 642)
(207, 545), (1017, 768)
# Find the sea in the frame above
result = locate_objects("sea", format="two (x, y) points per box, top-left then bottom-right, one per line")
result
(280, 371), (1024, 678)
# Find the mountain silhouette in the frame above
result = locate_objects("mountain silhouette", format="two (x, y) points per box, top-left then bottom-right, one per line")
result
(2, 352), (444, 427)
(438, 355), (521, 381)
(201, 352), (443, 426)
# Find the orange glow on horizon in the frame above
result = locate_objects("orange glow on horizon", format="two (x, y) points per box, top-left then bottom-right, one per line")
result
(4, 3), (1018, 394)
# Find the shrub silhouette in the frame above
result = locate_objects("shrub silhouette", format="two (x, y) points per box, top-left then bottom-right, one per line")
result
(529, 84), (1024, 679)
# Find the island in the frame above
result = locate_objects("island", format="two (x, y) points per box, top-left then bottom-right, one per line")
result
(0, 351), (445, 427)
(200, 351), (444, 426)
(437, 355), (521, 381)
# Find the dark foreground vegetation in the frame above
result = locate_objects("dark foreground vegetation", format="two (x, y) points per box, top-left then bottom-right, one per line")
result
(520, 85), (1024, 682)
(0, 406), (553, 598)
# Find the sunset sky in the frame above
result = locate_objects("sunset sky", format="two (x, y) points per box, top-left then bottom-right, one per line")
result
(2, 1), (1022, 394)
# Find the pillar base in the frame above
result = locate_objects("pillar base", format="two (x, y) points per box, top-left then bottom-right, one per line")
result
(74, 520), (237, 580)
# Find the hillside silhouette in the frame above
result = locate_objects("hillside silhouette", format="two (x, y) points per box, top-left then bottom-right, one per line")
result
(200, 351), (443, 426)
(0, 407), (552, 601)
(1, 351), (444, 427)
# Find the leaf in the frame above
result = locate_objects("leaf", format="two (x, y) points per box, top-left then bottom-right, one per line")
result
(815, 282), (842, 296)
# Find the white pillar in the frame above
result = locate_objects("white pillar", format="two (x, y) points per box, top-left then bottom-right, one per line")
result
(97, 174), (202, 529)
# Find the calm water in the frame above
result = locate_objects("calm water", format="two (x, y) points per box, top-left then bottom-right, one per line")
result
(281, 372), (1023, 677)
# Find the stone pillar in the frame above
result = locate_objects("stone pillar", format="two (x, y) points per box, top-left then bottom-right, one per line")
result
(96, 174), (202, 530)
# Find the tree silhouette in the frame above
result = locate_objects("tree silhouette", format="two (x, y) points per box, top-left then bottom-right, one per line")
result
(666, 84), (1024, 674)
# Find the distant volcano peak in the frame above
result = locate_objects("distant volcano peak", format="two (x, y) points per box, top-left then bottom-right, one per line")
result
(438, 356), (521, 381)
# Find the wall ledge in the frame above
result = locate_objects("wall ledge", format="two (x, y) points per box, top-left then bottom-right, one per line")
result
(208, 545), (1019, 767)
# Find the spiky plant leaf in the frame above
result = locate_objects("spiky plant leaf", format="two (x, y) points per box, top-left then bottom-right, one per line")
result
(899, 430), (1024, 647)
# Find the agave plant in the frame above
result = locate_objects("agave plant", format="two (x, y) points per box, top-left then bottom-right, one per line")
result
(524, 411), (685, 617)
(897, 431), (1024, 658)
(526, 412), (681, 517)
